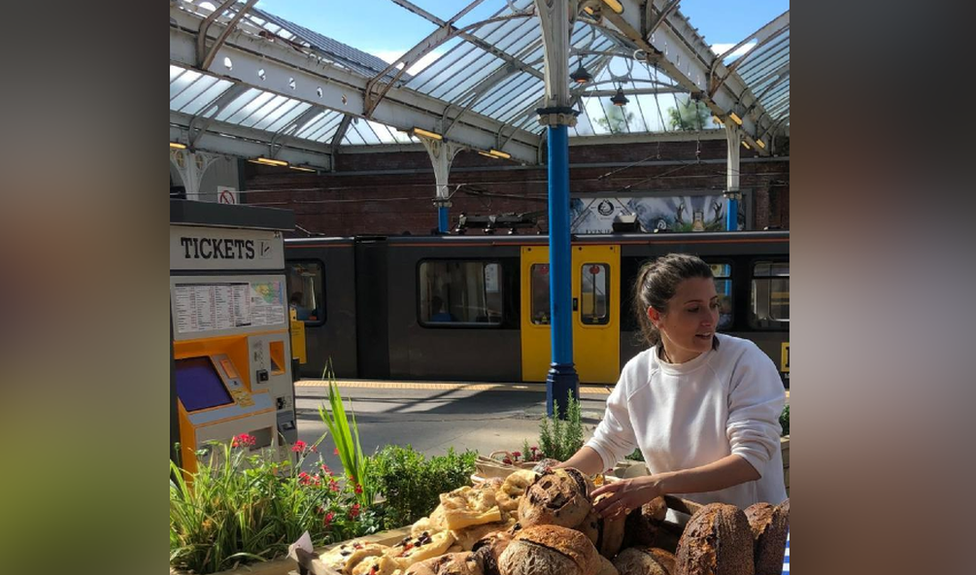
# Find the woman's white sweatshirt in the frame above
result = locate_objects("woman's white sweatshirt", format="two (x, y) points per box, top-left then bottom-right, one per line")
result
(585, 333), (788, 509)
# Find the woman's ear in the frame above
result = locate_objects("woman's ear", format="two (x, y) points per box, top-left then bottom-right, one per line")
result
(647, 306), (663, 328)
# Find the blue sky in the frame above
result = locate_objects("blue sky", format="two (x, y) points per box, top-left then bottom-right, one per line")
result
(252, 0), (788, 67)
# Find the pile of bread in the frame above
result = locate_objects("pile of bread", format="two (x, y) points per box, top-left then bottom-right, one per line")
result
(311, 467), (789, 575)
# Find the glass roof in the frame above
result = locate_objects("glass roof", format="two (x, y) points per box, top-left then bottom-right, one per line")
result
(172, 0), (788, 155)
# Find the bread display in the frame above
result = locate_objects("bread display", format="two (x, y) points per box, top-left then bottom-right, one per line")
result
(612, 547), (674, 575)
(743, 502), (789, 575)
(439, 485), (504, 530)
(453, 517), (518, 551)
(673, 503), (754, 575)
(517, 468), (594, 529)
(405, 552), (485, 575)
(498, 524), (601, 575)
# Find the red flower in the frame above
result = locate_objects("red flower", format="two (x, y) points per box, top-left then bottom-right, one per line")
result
(354, 483), (363, 495)
(321, 464), (332, 475)
(531, 446), (539, 452)
(349, 503), (361, 519)
(329, 479), (340, 492)
(298, 472), (312, 485)
(292, 440), (308, 453)
(334, 447), (340, 455)
(512, 451), (522, 458)
(232, 433), (256, 448)
(502, 458), (512, 465)
(324, 511), (335, 526)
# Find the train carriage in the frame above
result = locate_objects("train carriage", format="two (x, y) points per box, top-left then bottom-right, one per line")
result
(285, 230), (789, 387)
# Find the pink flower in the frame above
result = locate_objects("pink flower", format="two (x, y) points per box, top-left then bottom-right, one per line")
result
(349, 503), (361, 519)
(232, 433), (256, 448)
(292, 440), (308, 453)
(354, 483), (363, 495)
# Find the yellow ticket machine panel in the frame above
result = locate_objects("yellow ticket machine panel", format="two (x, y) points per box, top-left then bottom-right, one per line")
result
(170, 200), (296, 474)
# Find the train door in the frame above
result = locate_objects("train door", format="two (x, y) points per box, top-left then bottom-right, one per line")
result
(520, 245), (620, 384)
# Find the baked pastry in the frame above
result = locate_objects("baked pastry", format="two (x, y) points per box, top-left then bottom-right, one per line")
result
(498, 524), (601, 575)
(517, 468), (593, 529)
(319, 542), (391, 575)
(440, 486), (504, 530)
(496, 469), (540, 512)
(352, 555), (401, 575)
(593, 494), (627, 558)
(453, 517), (518, 551)
(612, 547), (674, 575)
(743, 502), (788, 575)
(405, 552), (484, 575)
(673, 503), (754, 575)
(389, 530), (457, 569)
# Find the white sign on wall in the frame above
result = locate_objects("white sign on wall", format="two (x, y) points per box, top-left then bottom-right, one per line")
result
(217, 186), (239, 205)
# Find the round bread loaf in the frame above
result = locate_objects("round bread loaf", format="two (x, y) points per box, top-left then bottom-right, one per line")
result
(472, 531), (514, 575)
(622, 497), (667, 548)
(405, 552), (484, 575)
(744, 502), (788, 575)
(612, 547), (674, 575)
(498, 524), (601, 575)
(673, 503), (754, 575)
(596, 556), (620, 575)
(517, 468), (594, 529)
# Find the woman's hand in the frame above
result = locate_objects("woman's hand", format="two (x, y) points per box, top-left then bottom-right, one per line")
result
(590, 475), (663, 519)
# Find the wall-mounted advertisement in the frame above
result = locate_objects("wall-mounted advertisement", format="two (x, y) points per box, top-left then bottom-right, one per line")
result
(570, 193), (747, 234)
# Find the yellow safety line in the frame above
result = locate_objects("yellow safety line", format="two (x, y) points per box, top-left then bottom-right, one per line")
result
(295, 379), (612, 395)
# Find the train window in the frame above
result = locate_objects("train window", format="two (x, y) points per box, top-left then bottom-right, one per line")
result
(709, 263), (733, 330)
(286, 260), (325, 325)
(419, 260), (503, 327)
(580, 263), (610, 325)
(530, 264), (550, 325)
(750, 260), (789, 329)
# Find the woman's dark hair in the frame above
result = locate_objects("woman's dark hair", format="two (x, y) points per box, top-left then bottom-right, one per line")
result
(633, 253), (714, 347)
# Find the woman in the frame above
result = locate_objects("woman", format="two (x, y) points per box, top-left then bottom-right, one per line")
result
(556, 253), (787, 519)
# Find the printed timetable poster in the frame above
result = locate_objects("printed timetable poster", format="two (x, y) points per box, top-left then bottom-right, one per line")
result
(173, 280), (285, 335)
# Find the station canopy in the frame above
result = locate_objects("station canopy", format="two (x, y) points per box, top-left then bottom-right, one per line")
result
(170, 0), (789, 169)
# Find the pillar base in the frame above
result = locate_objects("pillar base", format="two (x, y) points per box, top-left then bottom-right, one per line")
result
(546, 362), (579, 418)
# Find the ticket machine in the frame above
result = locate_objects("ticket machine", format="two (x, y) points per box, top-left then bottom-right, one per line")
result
(170, 200), (298, 473)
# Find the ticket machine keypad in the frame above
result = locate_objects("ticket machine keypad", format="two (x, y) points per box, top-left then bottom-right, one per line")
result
(214, 354), (254, 407)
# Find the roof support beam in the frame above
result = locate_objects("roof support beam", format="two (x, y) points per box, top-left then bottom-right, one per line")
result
(599, 1), (785, 152)
(170, 124), (333, 170)
(330, 115), (354, 154)
(364, 2), (539, 118)
(199, 0), (259, 69)
(171, 7), (541, 163)
(707, 11), (789, 100)
(187, 83), (252, 149)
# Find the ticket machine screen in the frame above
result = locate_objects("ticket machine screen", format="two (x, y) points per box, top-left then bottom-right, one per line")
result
(176, 357), (234, 412)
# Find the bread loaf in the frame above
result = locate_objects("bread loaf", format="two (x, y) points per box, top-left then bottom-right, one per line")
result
(319, 542), (391, 575)
(596, 555), (620, 575)
(673, 503), (754, 575)
(744, 502), (788, 575)
(389, 530), (457, 569)
(471, 530), (514, 575)
(622, 497), (667, 548)
(612, 547), (674, 575)
(496, 470), (540, 512)
(517, 468), (593, 529)
(405, 552), (484, 575)
(586, 494), (626, 558)
(498, 524), (601, 575)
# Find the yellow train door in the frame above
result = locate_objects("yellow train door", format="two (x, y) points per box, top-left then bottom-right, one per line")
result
(520, 244), (620, 384)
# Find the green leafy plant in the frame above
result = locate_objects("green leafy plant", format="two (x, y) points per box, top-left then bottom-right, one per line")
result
(367, 445), (477, 530)
(318, 362), (375, 507)
(780, 404), (790, 436)
(169, 434), (375, 574)
(537, 391), (585, 462)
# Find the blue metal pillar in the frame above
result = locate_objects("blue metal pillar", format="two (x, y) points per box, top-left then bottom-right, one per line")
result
(545, 125), (579, 417)
(438, 206), (450, 234)
(726, 197), (738, 231)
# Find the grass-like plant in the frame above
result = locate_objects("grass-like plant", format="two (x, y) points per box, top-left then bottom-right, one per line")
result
(537, 390), (585, 462)
(317, 361), (375, 507)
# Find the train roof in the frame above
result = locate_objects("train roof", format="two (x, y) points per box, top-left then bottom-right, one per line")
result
(285, 230), (789, 246)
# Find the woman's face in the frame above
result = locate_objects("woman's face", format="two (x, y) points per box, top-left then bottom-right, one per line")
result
(649, 276), (719, 362)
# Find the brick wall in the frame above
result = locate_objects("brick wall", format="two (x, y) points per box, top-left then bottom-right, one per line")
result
(244, 140), (789, 237)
